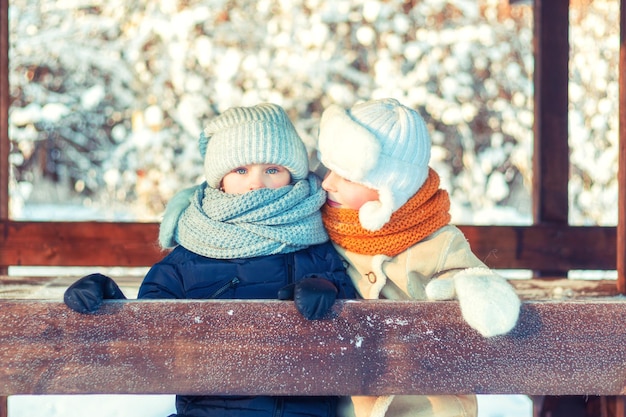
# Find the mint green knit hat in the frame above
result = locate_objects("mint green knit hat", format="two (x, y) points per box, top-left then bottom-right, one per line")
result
(199, 103), (309, 188)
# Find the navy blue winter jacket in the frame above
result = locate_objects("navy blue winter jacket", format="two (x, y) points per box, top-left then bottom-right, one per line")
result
(137, 241), (357, 417)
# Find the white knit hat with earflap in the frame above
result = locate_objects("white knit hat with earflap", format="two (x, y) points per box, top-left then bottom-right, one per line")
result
(199, 103), (309, 188)
(318, 98), (431, 231)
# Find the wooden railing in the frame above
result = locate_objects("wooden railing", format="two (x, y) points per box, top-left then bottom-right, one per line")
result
(3, 299), (626, 397)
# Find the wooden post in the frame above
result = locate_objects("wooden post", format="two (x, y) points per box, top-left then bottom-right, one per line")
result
(0, 396), (6, 417)
(615, 395), (626, 417)
(0, 0), (9, 278)
(618, 0), (626, 294)
(2, 3), (11, 414)
(0, 0), (9, 222)
(532, 0), (570, 277)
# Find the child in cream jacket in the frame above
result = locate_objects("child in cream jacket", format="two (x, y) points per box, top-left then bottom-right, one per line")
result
(317, 98), (522, 417)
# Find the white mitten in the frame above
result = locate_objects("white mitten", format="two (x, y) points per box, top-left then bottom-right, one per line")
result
(453, 267), (521, 338)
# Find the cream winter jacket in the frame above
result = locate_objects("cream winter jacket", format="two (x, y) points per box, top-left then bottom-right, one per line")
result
(334, 224), (486, 302)
(334, 224), (515, 417)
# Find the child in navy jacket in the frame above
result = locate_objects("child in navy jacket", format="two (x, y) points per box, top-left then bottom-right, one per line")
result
(65, 103), (357, 417)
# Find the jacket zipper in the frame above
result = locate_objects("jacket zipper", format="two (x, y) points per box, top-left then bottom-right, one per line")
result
(273, 397), (284, 417)
(209, 277), (240, 299)
(287, 253), (295, 285)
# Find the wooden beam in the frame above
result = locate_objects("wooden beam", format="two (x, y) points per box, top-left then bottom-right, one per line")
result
(2, 299), (626, 396)
(462, 224), (616, 271)
(0, 221), (616, 271)
(0, 221), (164, 267)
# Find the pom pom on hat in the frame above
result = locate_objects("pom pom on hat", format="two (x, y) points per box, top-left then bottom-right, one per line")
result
(318, 98), (431, 231)
(200, 103), (309, 188)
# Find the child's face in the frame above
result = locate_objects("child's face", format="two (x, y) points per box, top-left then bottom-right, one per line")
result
(221, 164), (291, 194)
(321, 170), (379, 210)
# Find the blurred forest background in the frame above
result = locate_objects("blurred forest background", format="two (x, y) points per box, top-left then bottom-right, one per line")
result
(7, 0), (621, 227)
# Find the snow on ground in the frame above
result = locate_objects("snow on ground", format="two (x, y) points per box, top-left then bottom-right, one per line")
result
(7, 395), (176, 417)
(8, 394), (533, 417)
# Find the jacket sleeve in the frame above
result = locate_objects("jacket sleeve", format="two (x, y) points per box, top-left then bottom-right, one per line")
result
(407, 224), (488, 281)
(367, 225), (490, 300)
(138, 262), (186, 299)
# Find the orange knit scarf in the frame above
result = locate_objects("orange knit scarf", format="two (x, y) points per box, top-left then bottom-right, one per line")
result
(322, 168), (451, 257)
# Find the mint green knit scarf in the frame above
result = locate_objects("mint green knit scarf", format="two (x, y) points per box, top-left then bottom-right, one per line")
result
(159, 174), (329, 259)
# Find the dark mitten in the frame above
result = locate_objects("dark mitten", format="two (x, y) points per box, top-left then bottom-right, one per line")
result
(64, 273), (127, 314)
(290, 277), (338, 320)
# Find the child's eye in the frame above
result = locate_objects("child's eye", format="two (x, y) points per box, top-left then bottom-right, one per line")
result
(266, 167), (279, 174)
(233, 167), (247, 175)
